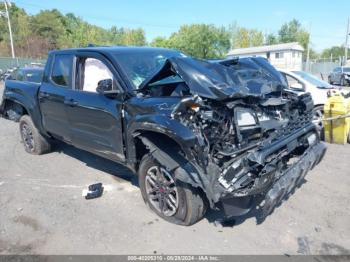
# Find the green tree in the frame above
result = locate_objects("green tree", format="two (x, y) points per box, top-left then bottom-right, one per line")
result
(228, 25), (264, 48)
(109, 26), (124, 45)
(150, 36), (171, 48)
(120, 28), (146, 46)
(309, 48), (319, 60)
(278, 19), (310, 50)
(169, 24), (230, 59)
(0, 3), (31, 56)
(321, 46), (350, 59)
(227, 22), (239, 48)
(265, 33), (278, 45)
(30, 9), (67, 49)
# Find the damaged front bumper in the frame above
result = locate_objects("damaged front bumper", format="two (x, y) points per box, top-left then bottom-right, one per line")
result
(220, 141), (327, 219)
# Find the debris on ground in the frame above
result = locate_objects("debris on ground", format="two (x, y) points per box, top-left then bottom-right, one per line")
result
(83, 183), (104, 200)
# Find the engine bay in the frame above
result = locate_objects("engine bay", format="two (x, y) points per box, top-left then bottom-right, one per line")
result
(169, 89), (316, 197)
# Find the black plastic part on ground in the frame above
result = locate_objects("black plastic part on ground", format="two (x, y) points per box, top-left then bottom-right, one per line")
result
(85, 183), (104, 200)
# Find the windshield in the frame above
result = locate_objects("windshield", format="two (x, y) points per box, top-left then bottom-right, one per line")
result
(292, 71), (332, 89)
(113, 50), (186, 89)
(343, 67), (350, 73)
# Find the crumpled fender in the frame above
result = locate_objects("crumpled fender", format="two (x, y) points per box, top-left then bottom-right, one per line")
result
(126, 113), (199, 163)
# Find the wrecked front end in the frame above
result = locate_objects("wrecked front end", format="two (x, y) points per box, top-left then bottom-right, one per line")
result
(137, 56), (327, 220)
(171, 92), (326, 220)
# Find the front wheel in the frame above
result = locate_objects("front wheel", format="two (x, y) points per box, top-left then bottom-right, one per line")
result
(138, 154), (207, 226)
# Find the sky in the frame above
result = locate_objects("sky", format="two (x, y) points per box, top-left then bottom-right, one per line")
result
(12, 0), (350, 52)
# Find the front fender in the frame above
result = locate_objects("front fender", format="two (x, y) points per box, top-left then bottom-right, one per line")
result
(126, 113), (199, 164)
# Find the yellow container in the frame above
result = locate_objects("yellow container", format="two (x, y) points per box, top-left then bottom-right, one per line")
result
(323, 95), (350, 144)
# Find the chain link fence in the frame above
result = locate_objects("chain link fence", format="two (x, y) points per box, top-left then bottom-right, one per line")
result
(303, 58), (345, 80)
(0, 57), (46, 72)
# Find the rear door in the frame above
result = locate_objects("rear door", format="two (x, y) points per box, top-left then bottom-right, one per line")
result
(65, 52), (125, 162)
(39, 54), (74, 142)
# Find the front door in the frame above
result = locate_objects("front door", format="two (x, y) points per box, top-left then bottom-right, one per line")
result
(65, 53), (125, 162)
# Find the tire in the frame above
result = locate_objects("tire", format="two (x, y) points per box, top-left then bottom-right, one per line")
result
(313, 106), (324, 140)
(19, 115), (51, 155)
(138, 153), (207, 226)
(328, 76), (333, 85)
(340, 76), (345, 86)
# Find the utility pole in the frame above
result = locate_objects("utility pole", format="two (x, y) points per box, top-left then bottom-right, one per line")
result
(345, 17), (349, 66)
(306, 22), (312, 71)
(2, 1), (15, 58)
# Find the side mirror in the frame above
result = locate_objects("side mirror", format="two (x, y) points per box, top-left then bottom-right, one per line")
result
(96, 79), (121, 98)
(96, 79), (113, 93)
(290, 82), (304, 90)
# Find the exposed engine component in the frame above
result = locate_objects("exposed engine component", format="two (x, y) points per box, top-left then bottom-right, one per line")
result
(171, 90), (315, 199)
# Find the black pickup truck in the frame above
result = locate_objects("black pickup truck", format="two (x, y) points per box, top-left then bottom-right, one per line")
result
(0, 47), (326, 225)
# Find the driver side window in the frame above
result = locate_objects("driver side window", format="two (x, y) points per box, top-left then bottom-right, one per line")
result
(79, 57), (114, 93)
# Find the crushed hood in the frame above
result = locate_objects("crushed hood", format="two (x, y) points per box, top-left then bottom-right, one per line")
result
(139, 56), (287, 100)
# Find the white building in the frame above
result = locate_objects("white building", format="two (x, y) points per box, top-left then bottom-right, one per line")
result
(227, 42), (304, 70)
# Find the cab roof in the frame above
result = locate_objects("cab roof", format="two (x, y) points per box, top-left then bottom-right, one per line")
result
(49, 46), (180, 56)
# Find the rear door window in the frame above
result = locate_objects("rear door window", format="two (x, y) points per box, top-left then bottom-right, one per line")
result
(51, 54), (73, 88)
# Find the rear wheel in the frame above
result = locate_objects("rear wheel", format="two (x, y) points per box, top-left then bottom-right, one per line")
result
(328, 76), (333, 85)
(340, 76), (346, 86)
(19, 115), (51, 155)
(138, 154), (207, 226)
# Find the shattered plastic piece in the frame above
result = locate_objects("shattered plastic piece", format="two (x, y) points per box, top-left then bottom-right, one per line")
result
(88, 182), (103, 192)
(84, 183), (104, 200)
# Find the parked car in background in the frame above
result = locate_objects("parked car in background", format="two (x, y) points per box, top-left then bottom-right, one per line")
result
(7, 67), (44, 83)
(328, 66), (350, 86)
(279, 69), (336, 135)
(0, 67), (18, 81)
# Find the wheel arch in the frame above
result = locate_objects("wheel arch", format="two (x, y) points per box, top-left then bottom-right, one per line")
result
(132, 131), (189, 171)
(131, 130), (213, 206)
(2, 98), (30, 121)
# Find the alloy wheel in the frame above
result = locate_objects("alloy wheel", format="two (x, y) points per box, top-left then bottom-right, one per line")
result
(21, 123), (34, 152)
(145, 166), (179, 217)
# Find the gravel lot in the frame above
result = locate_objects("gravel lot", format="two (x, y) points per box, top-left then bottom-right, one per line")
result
(0, 82), (350, 255)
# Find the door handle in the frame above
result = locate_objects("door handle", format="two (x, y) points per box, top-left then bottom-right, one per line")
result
(39, 92), (49, 98)
(64, 98), (79, 107)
